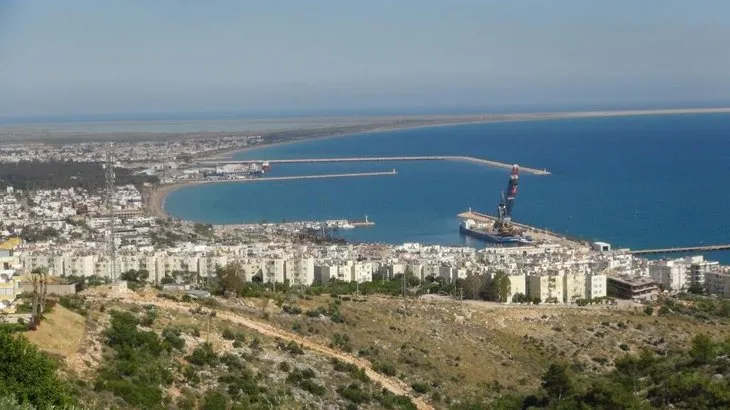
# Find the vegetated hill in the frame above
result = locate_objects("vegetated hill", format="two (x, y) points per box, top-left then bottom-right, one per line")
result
(21, 285), (730, 410)
(0, 160), (158, 191)
(51, 289), (419, 410)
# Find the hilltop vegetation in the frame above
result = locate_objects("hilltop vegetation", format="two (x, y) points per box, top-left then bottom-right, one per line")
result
(9, 278), (730, 409)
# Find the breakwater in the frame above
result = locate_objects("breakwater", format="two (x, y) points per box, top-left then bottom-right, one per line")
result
(197, 156), (551, 175)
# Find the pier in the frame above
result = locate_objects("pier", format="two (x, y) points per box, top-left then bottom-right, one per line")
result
(197, 156), (551, 176)
(629, 245), (730, 255)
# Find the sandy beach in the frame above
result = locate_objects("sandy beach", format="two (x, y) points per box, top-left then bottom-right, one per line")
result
(147, 107), (730, 219)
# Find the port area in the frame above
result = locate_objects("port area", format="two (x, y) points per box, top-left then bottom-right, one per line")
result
(185, 169), (397, 184)
(211, 217), (375, 235)
(457, 210), (585, 248)
(198, 156), (551, 176)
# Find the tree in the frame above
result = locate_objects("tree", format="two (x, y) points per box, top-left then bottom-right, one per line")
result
(462, 274), (487, 300)
(28, 268), (48, 329)
(689, 334), (715, 365)
(214, 262), (245, 296)
(121, 269), (139, 282)
(486, 272), (511, 303)
(542, 364), (572, 402)
(688, 283), (705, 295)
(0, 331), (73, 408)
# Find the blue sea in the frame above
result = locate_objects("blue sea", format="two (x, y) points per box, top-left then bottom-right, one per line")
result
(165, 114), (730, 263)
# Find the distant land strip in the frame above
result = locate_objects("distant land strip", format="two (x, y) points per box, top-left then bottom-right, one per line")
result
(3, 107), (730, 144)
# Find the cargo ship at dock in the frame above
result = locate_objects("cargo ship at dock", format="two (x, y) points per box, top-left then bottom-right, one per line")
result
(459, 219), (532, 245)
(459, 164), (533, 245)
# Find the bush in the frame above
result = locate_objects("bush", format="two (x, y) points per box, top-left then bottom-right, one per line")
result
(300, 379), (326, 396)
(619, 343), (630, 351)
(0, 332), (74, 408)
(95, 310), (171, 408)
(411, 382), (431, 394)
(278, 361), (291, 372)
(374, 361), (397, 376)
(644, 306), (654, 316)
(162, 327), (186, 351)
(331, 333), (353, 352)
(202, 389), (229, 410)
(338, 383), (371, 404)
(282, 305), (303, 315)
(331, 358), (369, 382)
(187, 342), (218, 367)
(277, 339), (304, 355)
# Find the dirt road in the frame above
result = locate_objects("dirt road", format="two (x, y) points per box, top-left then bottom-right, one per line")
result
(110, 295), (433, 410)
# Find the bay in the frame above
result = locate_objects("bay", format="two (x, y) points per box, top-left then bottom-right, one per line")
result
(165, 114), (730, 263)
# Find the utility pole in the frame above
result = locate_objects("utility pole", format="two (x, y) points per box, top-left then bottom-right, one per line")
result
(105, 142), (117, 283)
(206, 315), (210, 343)
(460, 288), (464, 312)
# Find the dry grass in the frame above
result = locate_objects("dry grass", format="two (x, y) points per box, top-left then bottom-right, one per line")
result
(25, 305), (86, 357)
(263, 294), (729, 404)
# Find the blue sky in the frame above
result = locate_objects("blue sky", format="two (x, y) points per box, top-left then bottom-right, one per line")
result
(1, 0), (729, 117)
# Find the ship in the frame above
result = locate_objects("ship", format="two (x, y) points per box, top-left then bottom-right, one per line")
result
(459, 219), (532, 244)
(459, 164), (533, 245)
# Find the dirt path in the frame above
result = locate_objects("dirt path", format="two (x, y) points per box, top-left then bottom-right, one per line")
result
(116, 296), (433, 410)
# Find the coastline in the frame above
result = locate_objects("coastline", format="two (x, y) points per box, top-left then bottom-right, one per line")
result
(200, 107), (730, 160)
(151, 107), (730, 220)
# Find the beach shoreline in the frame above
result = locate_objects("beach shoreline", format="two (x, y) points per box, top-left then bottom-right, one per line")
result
(149, 107), (730, 219)
(199, 107), (730, 160)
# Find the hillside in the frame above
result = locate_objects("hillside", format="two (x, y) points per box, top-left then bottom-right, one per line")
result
(20, 284), (730, 409)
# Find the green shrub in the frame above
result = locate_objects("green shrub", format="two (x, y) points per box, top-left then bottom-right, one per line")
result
(374, 361), (397, 376)
(331, 333), (353, 352)
(278, 361), (291, 372)
(201, 389), (228, 410)
(338, 383), (371, 404)
(0, 332), (74, 408)
(187, 342), (218, 367)
(411, 382), (430, 394)
(161, 327), (185, 351)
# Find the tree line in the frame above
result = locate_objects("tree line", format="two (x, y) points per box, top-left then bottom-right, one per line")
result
(0, 160), (158, 191)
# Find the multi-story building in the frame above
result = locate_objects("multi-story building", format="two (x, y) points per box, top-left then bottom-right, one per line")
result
(563, 272), (586, 303)
(705, 270), (730, 297)
(507, 274), (527, 303)
(286, 258), (315, 287)
(607, 275), (658, 300)
(649, 259), (688, 291)
(585, 274), (607, 299)
(528, 274), (564, 303)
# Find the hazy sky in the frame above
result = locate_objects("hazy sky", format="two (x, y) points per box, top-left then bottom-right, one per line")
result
(1, 0), (730, 117)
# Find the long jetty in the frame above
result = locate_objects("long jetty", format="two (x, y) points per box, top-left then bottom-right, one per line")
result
(197, 156), (551, 176)
(629, 245), (730, 255)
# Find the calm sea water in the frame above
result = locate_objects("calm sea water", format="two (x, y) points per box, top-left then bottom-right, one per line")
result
(165, 114), (730, 263)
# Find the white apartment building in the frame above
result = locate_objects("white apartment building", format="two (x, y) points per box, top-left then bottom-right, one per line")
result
(528, 274), (564, 303)
(585, 274), (607, 299)
(563, 272), (586, 303)
(507, 274), (527, 303)
(649, 260), (688, 291)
